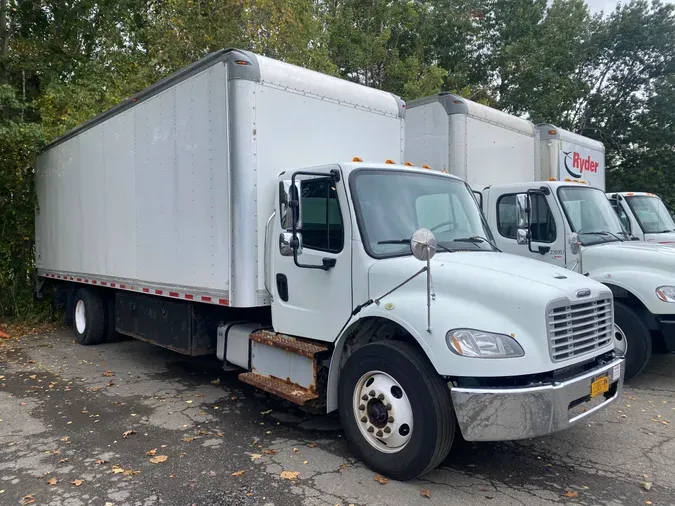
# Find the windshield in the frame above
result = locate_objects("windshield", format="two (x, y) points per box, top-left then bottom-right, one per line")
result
(350, 169), (495, 257)
(625, 196), (675, 234)
(558, 186), (627, 245)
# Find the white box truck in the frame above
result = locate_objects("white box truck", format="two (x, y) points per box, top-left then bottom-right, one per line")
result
(537, 125), (675, 243)
(406, 93), (675, 381)
(36, 52), (624, 480)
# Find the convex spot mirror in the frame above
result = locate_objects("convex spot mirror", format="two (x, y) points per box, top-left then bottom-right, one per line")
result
(279, 180), (303, 231)
(569, 232), (581, 255)
(516, 193), (530, 245)
(411, 228), (437, 261)
(279, 231), (302, 256)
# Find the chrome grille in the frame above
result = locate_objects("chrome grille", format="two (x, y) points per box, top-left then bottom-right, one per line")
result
(547, 297), (614, 362)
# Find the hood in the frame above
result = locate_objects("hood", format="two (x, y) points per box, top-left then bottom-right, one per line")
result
(368, 251), (609, 310)
(582, 241), (675, 274)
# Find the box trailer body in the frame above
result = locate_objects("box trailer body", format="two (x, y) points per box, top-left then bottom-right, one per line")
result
(37, 59), (625, 480)
(538, 124), (606, 190)
(405, 93), (675, 380)
(36, 49), (405, 310)
(404, 93), (538, 188)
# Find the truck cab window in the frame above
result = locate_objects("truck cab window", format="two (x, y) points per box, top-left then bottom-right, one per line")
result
(497, 194), (556, 243)
(300, 179), (344, 253)
(611, 202), (631, 233)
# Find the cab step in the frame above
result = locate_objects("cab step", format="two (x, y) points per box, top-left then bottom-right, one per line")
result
(239, 330), (328, 406)
(238, 372), (319, 405)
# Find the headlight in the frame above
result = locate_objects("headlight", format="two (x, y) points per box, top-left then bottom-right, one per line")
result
(446, 329), (525, 358)
(656, 286), (675, 303)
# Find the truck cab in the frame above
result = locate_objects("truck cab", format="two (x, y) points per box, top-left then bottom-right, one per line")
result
(608, 191), (675, 244)
(482, 181), (675, 379)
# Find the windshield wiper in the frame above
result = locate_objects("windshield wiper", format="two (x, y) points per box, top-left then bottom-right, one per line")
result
(578, 231), (622, 242)
(452, 236), (500, 251)
(377, 239), (454, 254)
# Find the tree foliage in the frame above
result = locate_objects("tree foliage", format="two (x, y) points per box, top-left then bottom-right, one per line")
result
(0, 0), (674, 319)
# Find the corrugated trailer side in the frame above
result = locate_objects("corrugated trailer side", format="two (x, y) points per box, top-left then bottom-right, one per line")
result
(36, 54), (231, 304)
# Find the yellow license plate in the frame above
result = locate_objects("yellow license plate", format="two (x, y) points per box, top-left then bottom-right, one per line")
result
(591, 376), (610, 398)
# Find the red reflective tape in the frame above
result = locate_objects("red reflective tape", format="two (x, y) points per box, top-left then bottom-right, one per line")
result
(201, 296), (212, 302)
(101, 281), (107, 286)
(56, 275), (61, 279)
(155, 289), (163, 295)
(111, 283), (116, 287)
(92, 280), (97, 285)
(120, 284), (126, 289)
(184, 294), (194, 300)
(70, 277), (74, 281)
(142, 288), (150, 293)
(84, 279), (89, 283)
(77, 278), (82, 282)
(218, 298), (229, 306)
(169, 292), (179, 297)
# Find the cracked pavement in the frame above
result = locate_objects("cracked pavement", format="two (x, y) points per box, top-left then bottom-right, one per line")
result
(1, 328), (674, 506)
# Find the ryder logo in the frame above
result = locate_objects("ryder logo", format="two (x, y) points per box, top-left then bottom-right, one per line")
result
(562, 151), (600, 179)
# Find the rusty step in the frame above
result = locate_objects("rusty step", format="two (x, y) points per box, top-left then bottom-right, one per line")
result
(238, 372), (319, 406)
(249, 330), (328, 358)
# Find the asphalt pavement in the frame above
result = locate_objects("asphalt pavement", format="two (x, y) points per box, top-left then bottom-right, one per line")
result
(1, 327), (673, 506)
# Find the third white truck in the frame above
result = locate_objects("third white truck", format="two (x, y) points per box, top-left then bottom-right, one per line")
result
(406, 92), (675, 380)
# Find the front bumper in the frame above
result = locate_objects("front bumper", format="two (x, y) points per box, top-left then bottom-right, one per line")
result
(451, 358), (624, 442)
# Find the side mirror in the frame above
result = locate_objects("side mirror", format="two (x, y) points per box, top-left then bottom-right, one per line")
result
(569, 232), (581, 255)
(279, 180), (303, 230)
(279, 231), (302, 256)
(516, 229), (529, 245)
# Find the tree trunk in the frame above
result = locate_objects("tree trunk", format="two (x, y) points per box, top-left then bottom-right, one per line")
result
(0, 0), (8, 82)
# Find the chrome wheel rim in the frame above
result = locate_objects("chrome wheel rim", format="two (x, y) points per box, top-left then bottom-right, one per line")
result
(75, 300), (87, 334)
(614, 324), (628, 356)
(352, 371), (413, 454)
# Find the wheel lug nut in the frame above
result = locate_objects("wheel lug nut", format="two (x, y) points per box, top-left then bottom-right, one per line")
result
(360, 416), (367, 423)
(384, 427), (391, 434)
(385, 403), (392, 410)
(388, 416), (394, 423)
(359, 404), (365, 411)
(376, 430), (383, 437)
(361, 394), (368, 401)
(369, 390), (375, 397)
(367, 426), (374, 433)
(377, 393), (384, 400)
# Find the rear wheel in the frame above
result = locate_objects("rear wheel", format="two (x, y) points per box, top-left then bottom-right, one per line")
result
(615, 301), (651, 380)
(338, 341), (455, 480)
(73, 289), (105, 346)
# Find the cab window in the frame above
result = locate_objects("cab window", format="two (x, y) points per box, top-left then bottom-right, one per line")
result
(300, 178), (344, 253)
(497, 194), (556, 243)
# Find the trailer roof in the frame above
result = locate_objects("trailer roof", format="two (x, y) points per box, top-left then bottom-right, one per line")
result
(40, 49), (405, 153)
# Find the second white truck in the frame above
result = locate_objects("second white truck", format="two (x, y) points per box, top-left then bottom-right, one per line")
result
(406, 92), (675, 380)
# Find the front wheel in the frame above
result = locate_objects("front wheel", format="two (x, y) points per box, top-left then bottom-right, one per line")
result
(615, 301), (651, 380)
(338, 340), (455, 480)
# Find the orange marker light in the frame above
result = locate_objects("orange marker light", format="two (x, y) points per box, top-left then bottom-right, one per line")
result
(353, 156), (363, 162)
(422, 164), (431, 169)
(548, 129), (557, 135)
(626, 192), (634, 196)
(549, 177), (557, 181)
(404, 162), (413, 166)
(385, 159), (395, 164)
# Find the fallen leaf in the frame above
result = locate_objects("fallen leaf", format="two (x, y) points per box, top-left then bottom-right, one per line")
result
(105, 503), (114, 506)
(58, 458), (69, 464)
(149, 455), (168, 464)
(231, 470), (245, 477)
(293, 448), (299, 453)
(47, 477), (57, 486)
(29, 375), (37, 379)
(71, 479), (84, 487)
(216, 433), (224, 437)
(183, 436), (197, 442)
(122, 430), (136, 438)
(374, 474), (389, 485)
(250, 453), (262, 461)
(644, 474), (649, 479)
(95, 459), (108, 465)
(21, 494), (35, 505)
(308, 442), (317, 448)
(264, 449), (277, 455)
(303, 460), (308, 464)
(59, 436), (70, 442)
(646, 501), (653, 505)
(210, 378), (220, 385)
(640, 481), (652, 491)
(102, 371), (114, 377)
(186, 400), (193, 404)
(146, 449), (157, 456)
(421, 489), (431, 498)
(260, 409), (272, 415)
(563, 490), (578, 498)
(280, 471), (300, 481)
(111, 466), (125, 474)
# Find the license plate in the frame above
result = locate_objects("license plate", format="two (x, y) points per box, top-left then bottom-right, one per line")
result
(591, 375), (610, 398)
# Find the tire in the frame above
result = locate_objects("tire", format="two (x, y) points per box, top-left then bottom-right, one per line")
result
(73, 288), (106, 346)
(615, 301), (651, 380)
(338, 340), (455, 480)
